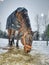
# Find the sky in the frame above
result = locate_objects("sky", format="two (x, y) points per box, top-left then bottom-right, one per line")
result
(0, 0), (49, 31)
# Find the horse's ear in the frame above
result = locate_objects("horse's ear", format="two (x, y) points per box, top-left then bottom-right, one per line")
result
(31, 31), (37, 36)
(31, 31), (34, 36)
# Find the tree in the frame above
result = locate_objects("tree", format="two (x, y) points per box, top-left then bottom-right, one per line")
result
(44, 24), (49, 46)
(35, 15), (39, 40)
(46, 24), (49, 37)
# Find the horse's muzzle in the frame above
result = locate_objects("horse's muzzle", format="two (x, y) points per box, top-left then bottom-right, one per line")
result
(24, 44), (32, 53)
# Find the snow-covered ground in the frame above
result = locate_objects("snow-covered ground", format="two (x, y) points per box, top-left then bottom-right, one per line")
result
(0, 38), (49, 65)
(0, 38), (49, 55)
(32, 41), (49, 55)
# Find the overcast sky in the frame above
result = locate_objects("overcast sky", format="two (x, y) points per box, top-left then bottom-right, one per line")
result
(0, 0), (49, 31)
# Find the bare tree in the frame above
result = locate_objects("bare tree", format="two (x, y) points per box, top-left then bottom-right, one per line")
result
(44, 15), (49, 46)
(35, 15), (39, 40)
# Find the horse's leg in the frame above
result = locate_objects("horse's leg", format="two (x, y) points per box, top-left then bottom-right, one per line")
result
(10, 29), (15, 46)
(8, 29), (15, 46)
(8, 29), (12, 46)
(16, 40), (19, 48)
(16, 33), (19, 48)
(16, 29), (22, 48)
(16, 28), (23, 48)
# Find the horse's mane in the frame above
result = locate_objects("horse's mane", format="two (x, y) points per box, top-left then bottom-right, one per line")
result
(22, 13), (31, 29)
(15, 7), (31, 29)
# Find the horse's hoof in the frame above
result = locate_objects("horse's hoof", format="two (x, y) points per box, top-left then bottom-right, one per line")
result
(16, 46), (19, 49)
(7, 43), (11, 47)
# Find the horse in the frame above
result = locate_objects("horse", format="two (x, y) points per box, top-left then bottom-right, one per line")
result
(6, 7), (34, 53)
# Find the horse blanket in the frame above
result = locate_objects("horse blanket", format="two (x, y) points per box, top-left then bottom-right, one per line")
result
(6, 11), (21, 30)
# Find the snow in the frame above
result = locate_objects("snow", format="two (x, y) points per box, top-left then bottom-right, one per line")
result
(0, 38), (49, 55)
(32, 41), (49, 55)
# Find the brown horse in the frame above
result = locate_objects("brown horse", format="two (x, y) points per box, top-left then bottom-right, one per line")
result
(6, 7), (33, 53)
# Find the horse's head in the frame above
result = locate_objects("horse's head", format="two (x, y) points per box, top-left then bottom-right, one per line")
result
(20, 30), (34, 53)
(23, 30), (34, 53)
